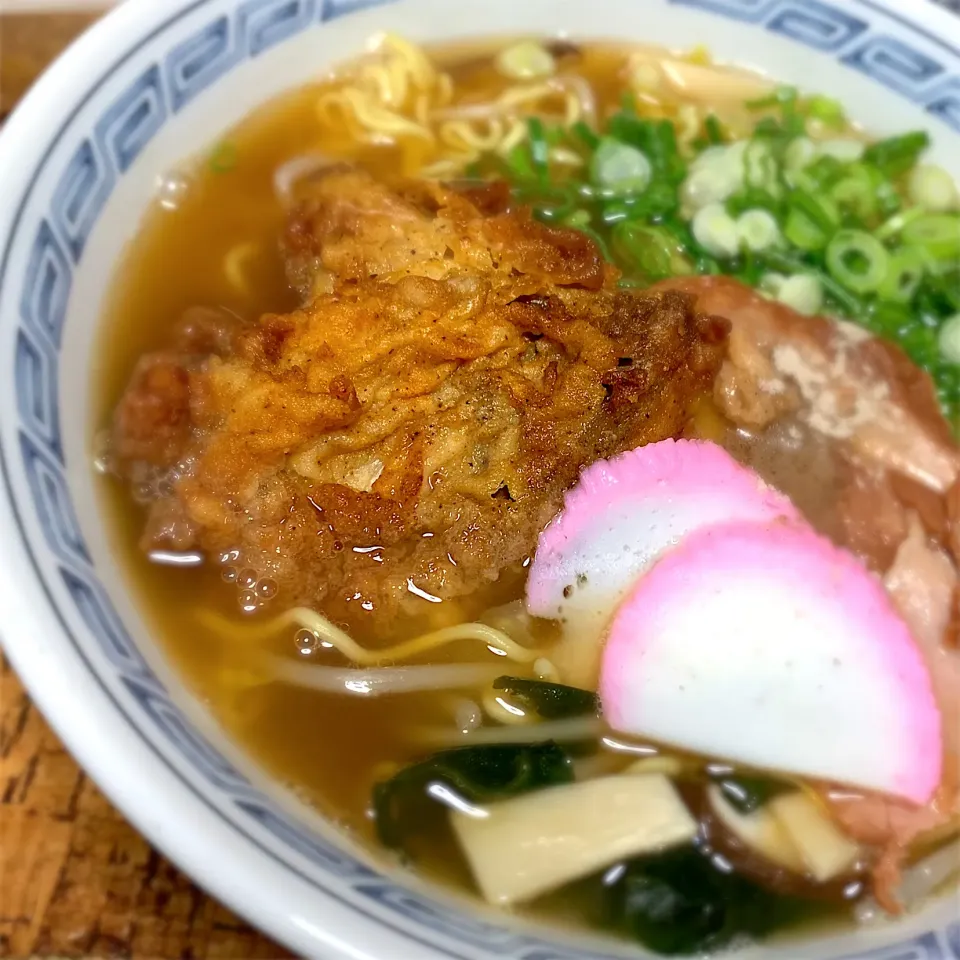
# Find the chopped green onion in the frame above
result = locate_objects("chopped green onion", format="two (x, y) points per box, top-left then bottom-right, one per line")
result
(606, 110), (685, 184)
(575, 182), (615, 201)
(875, 180), (903, 219)
(908, 164), (959, 213)
(826, 230), (891, 295)
(792, 190), (839, 233)
(776, 274), (823, 315)
(802, 155), (847, 191)
(805, 94), (845, 127)
(565, 209), (591, 229)
(920, 271), (960, 314)
(590, 137), (652, 194)
(759, 271), (787, 297)
(478, 86), (958, 422)
(939, 314), (960, 364)
(496, 41), (556, 80)
(784, 137), (817, 172)
(612, 222), (681, 280)
(505, 141), (536, 181)
(753, 117), (784, 139)
(816, 138), (865, 164)
(901, 213), (960, 262)
(862, 131), (930, 178)
(830, 166), (879, 222)
(819, 272), (868, 316)
(879, 248), (927, 304)
(704, 114), (725, 145)
(725, 188), (781, 219)
(876, 206), (926, 242)
(630, 179), (680, 218)
(682, 142), (745, 211)
(744, 139), (779, 193)
(736, 208), (781, 252)
(600, 202), (632, 225)
(651, 120), (686, 185)
(782, 210), (824, 252)
(572, 120), (600, 151)
(527, 117), (550, 183)
(784, 190), (839, 249)
(692, 202), (740, 259)
(865, 300), (913, 337)
(762, 249), (864, 315)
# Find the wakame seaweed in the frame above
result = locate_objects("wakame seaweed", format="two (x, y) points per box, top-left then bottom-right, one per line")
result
(373, 742), (573, 849)
(607, 846), (830, 956)
(493, 676), (599, 720)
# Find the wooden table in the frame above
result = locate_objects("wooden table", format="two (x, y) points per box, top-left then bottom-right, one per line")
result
(0, 13), (290, 959)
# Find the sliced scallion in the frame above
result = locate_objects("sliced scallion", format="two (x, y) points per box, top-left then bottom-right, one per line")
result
(939, 313), (960, 364)
(908, 164), (959, 213)
(591, 137), (652, 194)
(776, 274), (823, 315)
(759, 272), (787, 297)
(744, 139), (778, 193)
(805, 94), (845, 127)
(704, 114), (725, 145)
(862, 131), (930, 178)
(613, 222), (681, 280)
(495, 41), (556, 80)
(572, 120), (600, 151)
(830, 166), (879, 222)
(784, 207), (829, 252)
(691, 202), (740, 259)
(527, 117), (550, 183)
(876, 206), (926, 242)
(826, 230), (890, 295)
(878, 248), (927, 304)
(784, 137), (817, 172)
(816, 138), (865, 164)
(736, 208), (781, 252)
(505, 141), (536, 181)
(901, 213), (960, 263)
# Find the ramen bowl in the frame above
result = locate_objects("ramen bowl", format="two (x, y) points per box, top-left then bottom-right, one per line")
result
(0, 1), (959, 957)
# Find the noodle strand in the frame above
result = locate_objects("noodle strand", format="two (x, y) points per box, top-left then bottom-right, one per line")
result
(197, 606), (543, 666)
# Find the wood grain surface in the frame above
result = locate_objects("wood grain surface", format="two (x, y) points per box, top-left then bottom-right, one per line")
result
(0, 14), (290, 960)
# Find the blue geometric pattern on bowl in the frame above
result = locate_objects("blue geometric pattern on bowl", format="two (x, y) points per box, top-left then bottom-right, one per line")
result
(5, 0), (960, 956)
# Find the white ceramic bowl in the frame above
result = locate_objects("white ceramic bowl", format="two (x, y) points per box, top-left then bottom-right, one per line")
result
(1, 1), (959, 957)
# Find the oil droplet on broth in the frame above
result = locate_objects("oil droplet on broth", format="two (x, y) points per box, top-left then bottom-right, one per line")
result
(295, 628), (320, 656)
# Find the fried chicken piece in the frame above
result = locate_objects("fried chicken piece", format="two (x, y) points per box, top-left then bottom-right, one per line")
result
(109, 170), (727, 637)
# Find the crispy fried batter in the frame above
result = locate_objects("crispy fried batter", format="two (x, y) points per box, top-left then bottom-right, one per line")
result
(109, 170), (726, 634)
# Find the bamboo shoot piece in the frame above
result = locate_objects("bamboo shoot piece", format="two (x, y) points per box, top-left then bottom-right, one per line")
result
(769, 792), (861, 882)
(450, 774), (697, 906)
(707, 785), (804, 872)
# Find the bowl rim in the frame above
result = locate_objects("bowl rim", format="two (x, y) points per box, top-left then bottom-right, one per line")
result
(0, 1), (959, 959)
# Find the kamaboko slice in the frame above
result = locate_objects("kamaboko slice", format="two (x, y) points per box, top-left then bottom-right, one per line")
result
(526, 439), (798, 689)
(600, 520), (942, 805)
